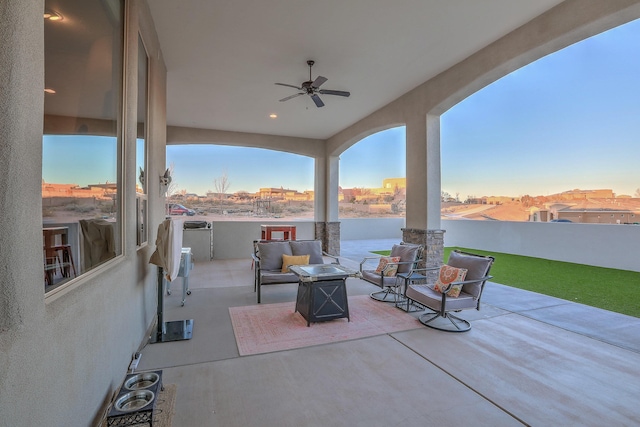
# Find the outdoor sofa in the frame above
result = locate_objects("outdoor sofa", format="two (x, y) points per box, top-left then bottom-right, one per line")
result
(252, 239), (340, 303)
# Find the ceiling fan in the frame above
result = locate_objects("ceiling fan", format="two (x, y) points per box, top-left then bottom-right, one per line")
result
(275, 60), (350, 108)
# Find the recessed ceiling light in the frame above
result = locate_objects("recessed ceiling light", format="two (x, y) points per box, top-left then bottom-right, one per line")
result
(44, 88), (56, 94)
(44, 10), (63, 21)
(269, 114), (277, 119)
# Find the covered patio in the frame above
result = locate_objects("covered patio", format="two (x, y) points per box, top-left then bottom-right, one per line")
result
(3, 2), (640, 425)
(137, 239), (640, 426)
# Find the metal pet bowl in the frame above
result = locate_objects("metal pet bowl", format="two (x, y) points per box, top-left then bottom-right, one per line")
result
(124, 372), (160, 390)
(114, 390), (155, 412)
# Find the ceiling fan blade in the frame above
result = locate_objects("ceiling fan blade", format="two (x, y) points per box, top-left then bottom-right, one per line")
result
(312, 76), (328, 88)
(275, 82), (302, 90)
(319, 89), (350, 97)
(310, 94), (324, 108)
(279, 93), (305, 102)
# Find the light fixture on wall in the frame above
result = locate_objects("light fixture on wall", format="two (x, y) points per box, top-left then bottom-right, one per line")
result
(159, 168), (172, 195)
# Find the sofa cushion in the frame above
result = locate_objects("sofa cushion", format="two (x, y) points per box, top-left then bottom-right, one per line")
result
(258, 241), (293, 271)
(390, 244), (421, 273)
(289, 240), (324, 264)
(260, 271), (298, 284)
(281, 254), (310, 272)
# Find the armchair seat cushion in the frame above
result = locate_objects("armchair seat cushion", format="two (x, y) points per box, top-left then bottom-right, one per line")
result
(406, 284), (477, 311)
(361, 269), (399, 287)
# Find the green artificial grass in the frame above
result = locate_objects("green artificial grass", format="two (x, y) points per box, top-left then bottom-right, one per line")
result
(369, 247), (639, 317)
(446, 247), (640, 318)
(370, 250), (391, 256)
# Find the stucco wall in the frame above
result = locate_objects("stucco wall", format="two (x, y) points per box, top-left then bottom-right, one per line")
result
(442, 219), (640, 272)
(210, 221), (317, 259)
(206, 218), (406, 259)
(207, 217), (638, 272)
(0, 2), (166, 426)
(339, 218), (406, 241)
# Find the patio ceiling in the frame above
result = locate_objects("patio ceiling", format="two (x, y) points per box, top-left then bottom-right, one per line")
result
(148, 0), (564, 140)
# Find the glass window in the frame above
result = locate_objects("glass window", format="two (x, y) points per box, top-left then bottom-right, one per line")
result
(136, 35), (148, 247)
(43, 0), (124, 293)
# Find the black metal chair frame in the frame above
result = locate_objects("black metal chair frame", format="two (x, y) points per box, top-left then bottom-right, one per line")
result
(359, 243), (424, 303)
(405, 250), (494, 332)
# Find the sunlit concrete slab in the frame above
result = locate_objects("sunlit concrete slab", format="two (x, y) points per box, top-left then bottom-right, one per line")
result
(483, 282), (640, 353)
(187, 259), (253, 289)
(394, 314), (640, 426)
(162, 335), (524, 427)
(139, 287), (247, 370)
(138, 254), (640, 427)
(482, 282), (569, 311)
(517, 302), (640, 353)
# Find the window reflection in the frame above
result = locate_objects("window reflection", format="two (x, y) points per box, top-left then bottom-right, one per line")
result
(43, 0), (123, 292)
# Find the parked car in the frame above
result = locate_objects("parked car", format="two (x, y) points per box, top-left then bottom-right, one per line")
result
(169, 203), (196, 216)
(549, 219), (572, 223)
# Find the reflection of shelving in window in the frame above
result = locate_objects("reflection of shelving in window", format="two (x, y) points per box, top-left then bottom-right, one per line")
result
(42, 0), (124, 293)
(43, 226), (77, 287)
(136, 194), (147, 247)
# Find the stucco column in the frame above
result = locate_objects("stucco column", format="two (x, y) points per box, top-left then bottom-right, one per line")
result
(405, 113), (427, 230)
(313, 155), (340, 255)
(405, 113), (441, 230)
(0, 0), (45, 331)
(403, 113), (444, 268)
(314, 156), (326, 222)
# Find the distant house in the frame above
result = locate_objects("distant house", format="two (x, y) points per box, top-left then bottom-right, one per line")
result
(257, 187), (313, 201)
(486, 196), (520, 205)
(530, 199), (640, 224)
(466, 197), (487, 205)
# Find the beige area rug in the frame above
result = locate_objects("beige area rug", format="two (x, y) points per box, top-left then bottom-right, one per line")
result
(99, 383), (176, 427)
(229, 295), (421, 356)
(152, 383), (176, 427)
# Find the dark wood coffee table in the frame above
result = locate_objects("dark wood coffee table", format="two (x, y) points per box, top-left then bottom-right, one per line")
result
(290, 264), (358, 326)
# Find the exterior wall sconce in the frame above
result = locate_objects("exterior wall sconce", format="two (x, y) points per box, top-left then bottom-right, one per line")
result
(160, 168), (172, 195)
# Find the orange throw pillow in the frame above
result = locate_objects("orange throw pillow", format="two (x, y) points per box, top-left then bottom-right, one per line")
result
(281, 254), (310, 272)
(433, 265), (468, 297)
(374, 256), (401, 277)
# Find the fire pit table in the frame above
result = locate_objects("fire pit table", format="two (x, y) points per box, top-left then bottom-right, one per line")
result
(289, 264), (359, 326)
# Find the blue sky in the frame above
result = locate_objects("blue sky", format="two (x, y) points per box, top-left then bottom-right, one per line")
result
(441, 17), (640, 198)
(44, 18), (639, 197)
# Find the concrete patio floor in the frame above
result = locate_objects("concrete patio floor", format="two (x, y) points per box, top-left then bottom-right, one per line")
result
(136, 239), (640, 426)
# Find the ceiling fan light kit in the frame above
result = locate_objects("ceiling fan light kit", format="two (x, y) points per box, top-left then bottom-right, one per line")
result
(275, 60), (350, 108)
